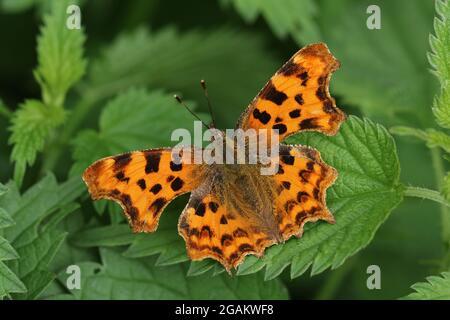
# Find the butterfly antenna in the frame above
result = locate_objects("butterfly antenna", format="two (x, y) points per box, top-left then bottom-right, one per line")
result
(174, 95), (209, 129)
(200, 80), (216, 128)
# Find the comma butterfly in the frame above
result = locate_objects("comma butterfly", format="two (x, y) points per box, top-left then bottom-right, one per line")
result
(83, 43), (346, 271)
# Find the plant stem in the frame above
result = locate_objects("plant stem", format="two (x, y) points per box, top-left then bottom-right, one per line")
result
(41, 89), (98, 173)
(429, 148), (450, 268)
(403, 186), (450, 208)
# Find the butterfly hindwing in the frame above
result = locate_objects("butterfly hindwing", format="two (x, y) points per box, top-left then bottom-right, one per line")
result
(178, 185), (276, 271)
(83, 148), (204, 232)
(237, 43), (346, 139)
(274, 145), (337, 240)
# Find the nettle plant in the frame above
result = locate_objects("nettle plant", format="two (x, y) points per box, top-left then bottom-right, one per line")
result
(0, 0), (449, 299)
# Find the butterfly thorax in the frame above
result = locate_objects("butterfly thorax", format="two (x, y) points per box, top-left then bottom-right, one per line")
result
(205, 161), (283, 241)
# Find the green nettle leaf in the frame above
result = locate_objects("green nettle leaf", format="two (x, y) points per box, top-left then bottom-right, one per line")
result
(220, 0), (320, 43)
(429, 0), (450, 129)
(9, 0), (86, 186)
(34, 0), (86, 107)
(58, 248), (288, 299)
(0, 184), (25, 299)
(402, 271), (450, 299)
(0, 175), (83, 299)
(71, 206), (190, 267)
(9, 100), (66, 186)
(82, 27), (277, 127)
(236, 116), (403, 280)
(70, 88), (205, 176)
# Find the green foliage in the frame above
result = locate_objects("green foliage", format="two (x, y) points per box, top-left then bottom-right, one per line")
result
(9, 100), (65, 185)
(34, 0), (86, 107)
(390, 126), (450, 154)
(403, 271), (450, 299)
(429, 0), (450, 128)
(0, 184), (25, 299)
(8, 0), (85, 187)
(56, 248), (288, 300)
(220, 0), (320, 43)
(0, 175), (83, 299)
(80, 27), (277, 128)
(1, 0), (449, 300)
(71, 207), (189, 266)
(0, 0), (50, 13)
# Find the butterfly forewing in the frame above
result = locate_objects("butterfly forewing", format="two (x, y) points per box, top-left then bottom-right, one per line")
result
(83, 148), (204, 232)
(237, 43), (346, 140)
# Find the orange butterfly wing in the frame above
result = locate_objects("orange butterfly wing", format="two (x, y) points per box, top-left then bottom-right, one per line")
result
(237, 43), (346, 139)
(178, 185), (276, 272)
(275, 145), (336, 240)
(83, 148), (204, 232)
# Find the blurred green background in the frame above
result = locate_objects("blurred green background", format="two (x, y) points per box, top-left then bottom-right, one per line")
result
(0, 0), (446, 299)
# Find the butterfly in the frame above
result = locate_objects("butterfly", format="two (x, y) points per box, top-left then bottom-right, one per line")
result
(83, 43), (346, 272)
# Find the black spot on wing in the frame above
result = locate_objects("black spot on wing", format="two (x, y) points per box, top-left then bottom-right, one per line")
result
(295, 211), (308, 224)
(272, 123), (287, 135)
(195, 202), (206, 217)
(113, 153), (132, 170)
(252, 108), (271, 124)
(220, 215), (228, 224)
(150, 197), (167, 217)
(212, 246), (223, 255)
(201, 225), (213, 238)
(298, 71), (309, 86)
(119, 194), (138, 222)
(260, 81), (287, 106)
(115, 171), (129, 183)
(281, 155), (295, 165)
(323, 100), (336, 114)
(278, 59), (301, 76)
(221, 234), (233, 246)
(313, 188), (320, 200)
(289, 109), (301, 118)
(294, 94), (304, 105)
(300, 118), (319, 130)
(145, 153), (161, 174)
(239, 244), (253, 252)
(170, 177), (184, 191)
(209, 202), (219, 213)
(136, 179), (146, 190)
(149, 183), (162, 194)
(316, 84), (327, 101)
(281, 181), (291, 190)
(170, 161), (183, 171)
